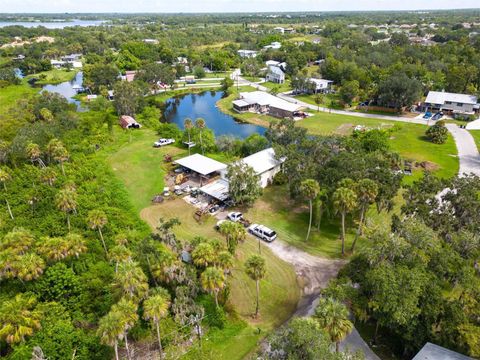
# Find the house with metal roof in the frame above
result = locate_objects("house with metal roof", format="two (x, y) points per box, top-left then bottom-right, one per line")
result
(266, 65), (285, 84)
(233, 91), (304, 119)
(424, 91), (479, 115)
(412, 342), (473, 360)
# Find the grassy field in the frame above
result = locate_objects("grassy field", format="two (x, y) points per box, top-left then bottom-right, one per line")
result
(140, 199), (300, 359)
(0, 83), (37, 110)
(106, 129), (187, 212)
(298, 113), (459, 182)
(25, 69), (78, 85)
(294, 93), (344, 110)
(242, 186), (403, 259)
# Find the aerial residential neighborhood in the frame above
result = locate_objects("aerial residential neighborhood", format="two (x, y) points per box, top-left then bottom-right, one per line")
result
(0, 3), (480, 360)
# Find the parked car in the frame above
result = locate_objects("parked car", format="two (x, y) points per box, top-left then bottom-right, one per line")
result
(153, 138), (175, 147)
(432, 112), (444, 121)
(174, 186), (183, 196)
(227, 212), (243, 222)
(423, 112), (432, 119)
(248, 224), (277, 242)
(174, 167), (184, 174)
(162, 187), (170, 197)
(190, 187), (199, 197)
(182, 185), (192, 193)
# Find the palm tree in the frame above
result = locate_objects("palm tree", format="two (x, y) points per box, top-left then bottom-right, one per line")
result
(143, 288), (171, 357)
(219, 221), (246, 256)
(0, 294), (42, 344)
(201, 267), (225, 308)
(0, 167), (14, 220)
(195, 118), (206, 155)
(300, 179), (320, 242)
(1, 228), (35, 255)
(55, 187), (77, 232)
(114, 261), (149, 300)
(216, 251), (234, 275)
(184, 118), (193, 155)
(97, 310), (124, 360)
(332, 187), (357, 256)
(65, 233), (87, 259)
(191, 242), (215, 268)
(47, 139), (69, 175)
(38, 237), (67, 262)
(314, 297), (353, 352)
(87, 209), (108, 253)
(352, 179), (378, 252)
(314, 93), (324, 112)
(25, 142), (42, 166)
(40, 167), (57, 186)
(15, 253), (45, 281)
(108, 245), (132, 272)
(111, 298), (138, 360)
(245, 255), (266, 318)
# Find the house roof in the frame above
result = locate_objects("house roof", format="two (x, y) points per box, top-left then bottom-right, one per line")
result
(199, 178), (230, 201)
(412, 343), (473, 360)
(268, 66), (285, 77)
(266, 60), (281, 67)
(425, 91), (478, 105)
(239, 91), (303, 113)
(232, 99), (250, 107)
(174, 154), (227, 176)
(309, 78), (333, 89)
(241, 148), (285, 175)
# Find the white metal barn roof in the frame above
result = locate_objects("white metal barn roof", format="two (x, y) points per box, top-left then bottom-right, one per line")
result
(425, 91), (478, 105)
(241, 148), (284, 175)
(174, 154), (227, 176)
(239, 91), (302, 112)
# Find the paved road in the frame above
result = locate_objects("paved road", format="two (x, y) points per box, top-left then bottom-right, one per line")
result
(445, 124), (480, 176)
(264, 239), (381, 360)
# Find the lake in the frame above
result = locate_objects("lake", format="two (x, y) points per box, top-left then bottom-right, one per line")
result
(163, 91), (265, 139)
(0, 20), (105, 29)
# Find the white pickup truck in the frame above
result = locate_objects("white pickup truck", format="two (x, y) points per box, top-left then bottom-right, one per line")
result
(248, 224), (277, 242)
(227, 212), (243, 222)
(153, 138), (175, 147)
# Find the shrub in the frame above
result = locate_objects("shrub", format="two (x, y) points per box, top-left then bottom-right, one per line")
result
(426, 123), (448, 144)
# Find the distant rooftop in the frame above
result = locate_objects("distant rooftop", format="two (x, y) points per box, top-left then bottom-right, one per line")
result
(425, 91), (478, 105)
(412, 343), (473, 360)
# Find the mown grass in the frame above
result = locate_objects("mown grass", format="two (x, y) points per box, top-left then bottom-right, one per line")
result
(261, 80), (292, 93)
(25, 69), (78, 85)
(298, 113), (458, 182)
(242, 186), (403, 259)
(140, 199), (300, 359)
(469, 130), (480, 152)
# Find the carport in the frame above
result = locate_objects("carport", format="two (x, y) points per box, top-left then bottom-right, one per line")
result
(173, 153), (227, 186)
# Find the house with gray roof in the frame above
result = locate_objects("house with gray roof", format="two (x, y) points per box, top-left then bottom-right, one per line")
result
(412, 343), (473, 360)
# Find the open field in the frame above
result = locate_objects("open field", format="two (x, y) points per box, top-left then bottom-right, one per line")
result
(261, 80), (292, 93)
(0, 83), (37, 111)
(243, 186), (403, 259)
(25, 69), (78, 85)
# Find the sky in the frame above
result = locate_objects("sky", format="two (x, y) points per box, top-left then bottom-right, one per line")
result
(1, 0), (479, 13)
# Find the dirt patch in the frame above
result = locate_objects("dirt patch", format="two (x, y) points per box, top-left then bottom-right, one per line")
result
(416, 161), (439, 171)
(335, 123), (354, 135)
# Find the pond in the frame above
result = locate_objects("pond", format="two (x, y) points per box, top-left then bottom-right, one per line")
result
(163, 91), (265, 139)
(40, 71), (84, 110)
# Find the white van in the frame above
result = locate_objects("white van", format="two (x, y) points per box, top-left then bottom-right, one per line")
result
(248, 224), (277, 242)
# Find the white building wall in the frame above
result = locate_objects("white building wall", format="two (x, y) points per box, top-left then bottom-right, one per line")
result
(259, 166), (281, 188)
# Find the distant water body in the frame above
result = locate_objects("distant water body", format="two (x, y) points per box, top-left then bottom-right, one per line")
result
(0, 20), (105, 29)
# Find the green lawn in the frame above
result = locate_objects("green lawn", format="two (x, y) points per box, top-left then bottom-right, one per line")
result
(294, 93), (344, 110)
(106, 129), (187, 212)
(243, 186), (402, 259)
(261, 80), (292, 93)
(25, 69), (78, 85)
(140, 199), (300, 359)
(298, 113), (459, 182)
(469, 130), (480, 152)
